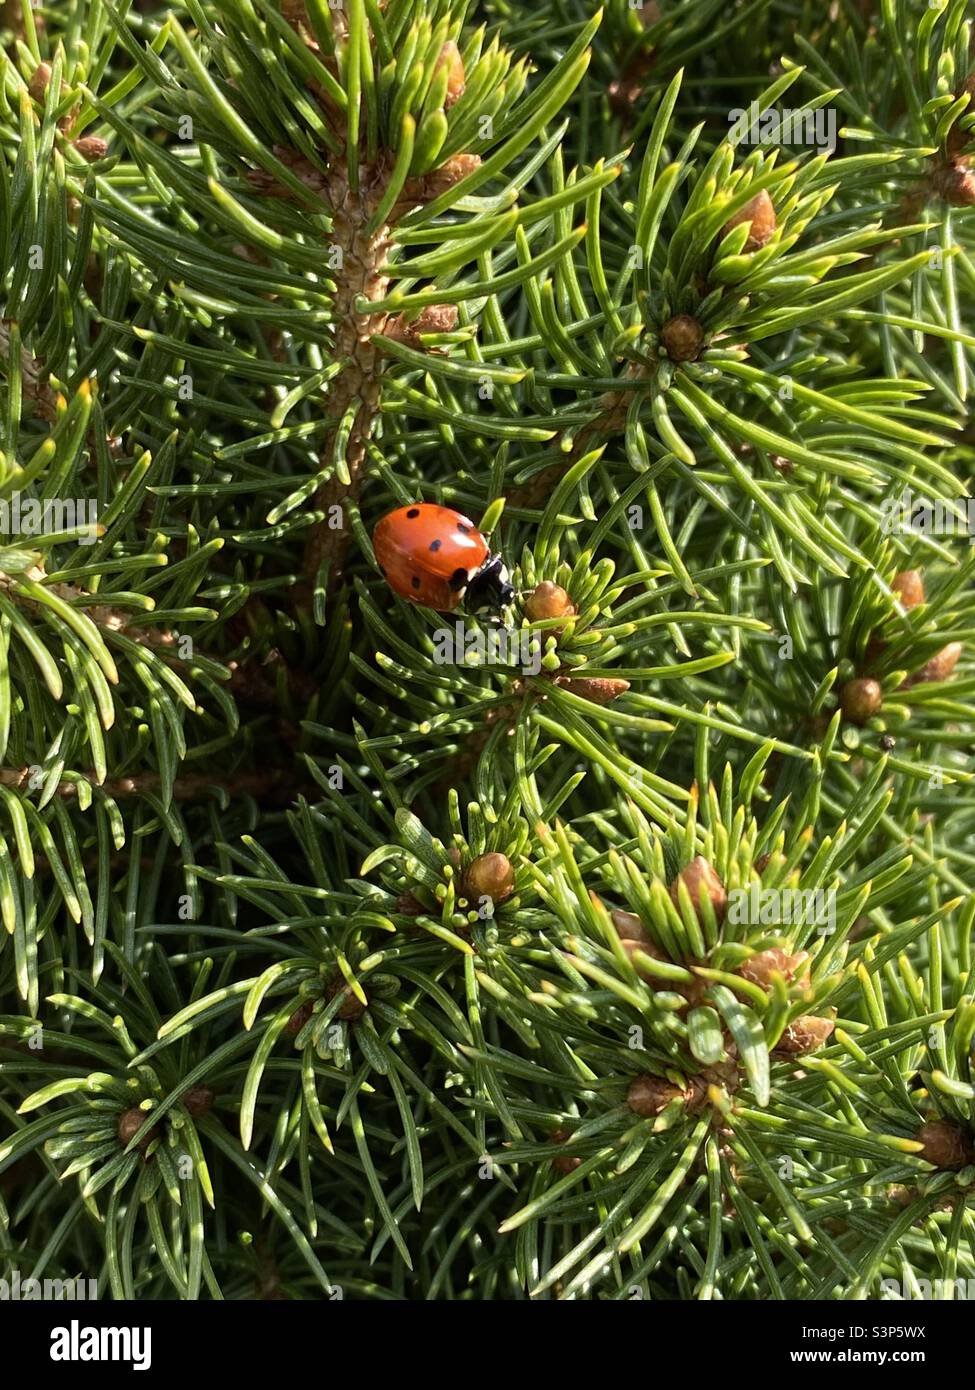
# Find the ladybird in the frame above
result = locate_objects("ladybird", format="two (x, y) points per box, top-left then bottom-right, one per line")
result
(372, 503), (514, 614)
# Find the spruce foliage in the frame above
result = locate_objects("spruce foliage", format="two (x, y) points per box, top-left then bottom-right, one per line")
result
(1, 0), (975, 1301)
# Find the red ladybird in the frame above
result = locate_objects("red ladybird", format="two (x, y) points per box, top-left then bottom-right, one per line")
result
(372, 503), (513, 614)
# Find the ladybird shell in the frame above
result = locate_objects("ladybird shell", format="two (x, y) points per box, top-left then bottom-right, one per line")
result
(373, 503), (490, 612)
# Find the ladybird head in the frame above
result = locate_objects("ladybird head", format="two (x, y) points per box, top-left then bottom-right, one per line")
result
(466, 555), (515, 616)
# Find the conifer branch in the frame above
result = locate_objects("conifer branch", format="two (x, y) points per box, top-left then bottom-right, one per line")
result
(0, 319), (57, 420)
(3, 0), (975, 1311)
(0, 764), (311, 801)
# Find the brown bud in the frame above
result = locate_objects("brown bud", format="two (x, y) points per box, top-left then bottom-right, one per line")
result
(620, 937), (669, 980)
(84, 253), (103, 302)
(284, 999), (315, 1036)
(627, 1074), (682, 1117)
(247, 149), (327, 200)
(754, 853), (772, 874)
(660, 314), (705, 363)
(384, 303), (459, 348)
(611, 908), (650, 942)
(891, 569), (924, 609)
(721, 189), (777, 252)
(635, 0), (661, 25)
(556, 676), (630, 705)
(840, 677), (882, 724)
(463, 851), (515, 904)
(329, 979), (366, 1022)
(117, 1106), (161, 1155)
(549, 1127), (582, 1174)
(933, 160), (975, 207)
(72, 135), (108, 162)
(436, 41), (465, 108)
(395, 890), (424, 916)
(864, 634), (887, 668)
(607, 910), (674, 983)
(181, 1084), (216, 1118)
(739, 948), (810, 991)
(413, 152), (481, 203)
(28, 63), (53, 103)
(669, 856), (727, 925)
(523, 581), (576, 623)
(913, 642), (962, 685)
(916, 1118), (975, 1170)
(608, 76), (645, 116)
(685, 1059), (741, 1110)
(774, 1015), (834, 1055)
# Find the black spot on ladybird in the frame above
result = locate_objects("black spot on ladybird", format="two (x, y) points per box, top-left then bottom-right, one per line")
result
(456, 522), (471, 534)
(429, 539), (442, 553)
(406, 508), (420, 519)
(449, 567), (468, 591)
(411, 576), (421, 590)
